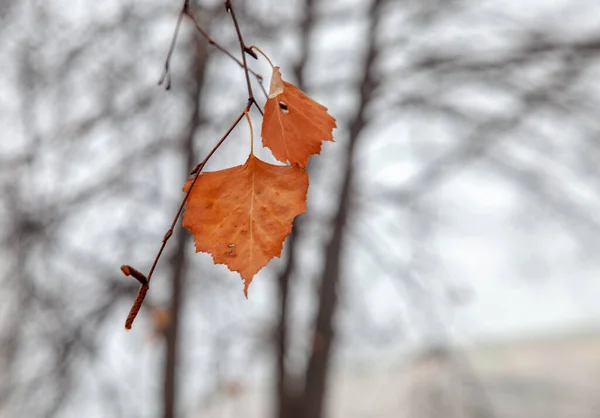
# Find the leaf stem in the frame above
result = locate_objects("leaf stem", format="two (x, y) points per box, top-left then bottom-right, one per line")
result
(244, 111), (254, 154)
(248, 45), (275, 68)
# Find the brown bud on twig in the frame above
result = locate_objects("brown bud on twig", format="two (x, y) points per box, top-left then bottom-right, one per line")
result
(189, 163), (204, 176)
(120, 264), (148, 286)
(244, 46), (258, 59)
(125, 285), (149, 330)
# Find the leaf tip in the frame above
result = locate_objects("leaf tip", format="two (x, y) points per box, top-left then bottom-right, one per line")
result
(268, 66), (284, 98)
(243, 278), (251, 299)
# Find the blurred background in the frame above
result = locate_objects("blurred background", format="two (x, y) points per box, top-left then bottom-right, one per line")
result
(2, 0), (600, 417)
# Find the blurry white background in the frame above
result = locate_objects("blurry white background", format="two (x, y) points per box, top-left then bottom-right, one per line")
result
(2, 0), (600, 417)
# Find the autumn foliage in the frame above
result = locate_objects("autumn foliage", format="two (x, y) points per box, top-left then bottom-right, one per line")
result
(183, 66), (335, 294)
(122, 3), (335, 329)
(182, 154), (308, 295)
(262, 67), (336, 168)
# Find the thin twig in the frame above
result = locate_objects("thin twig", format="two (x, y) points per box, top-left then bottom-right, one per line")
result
(225, 0), (254, 97)
(185, 9), (268, 99)
(124, 103), (251, 330)
(158, 1), (268, 101)
(225, 0), (264, 115)
(158, 0), (189, 90)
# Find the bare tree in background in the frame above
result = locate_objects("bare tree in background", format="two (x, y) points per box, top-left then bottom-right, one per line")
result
(3, 1), (600, 418)
(273, 0), (600, 417)
(0, 1), (268, 416)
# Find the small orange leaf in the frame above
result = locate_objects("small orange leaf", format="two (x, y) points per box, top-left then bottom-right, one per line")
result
(261, 66), (336, 168)
(182, 153), (308, 295)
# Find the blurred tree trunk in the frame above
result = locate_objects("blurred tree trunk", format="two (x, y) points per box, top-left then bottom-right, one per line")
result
(275, 0), (316, 417)
(162, 29), (208, 418)
(300, 1), (382, 418)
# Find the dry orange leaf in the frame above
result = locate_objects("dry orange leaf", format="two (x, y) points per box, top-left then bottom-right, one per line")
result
(261, 66), (336, 168)
(182, 153), (308, 296)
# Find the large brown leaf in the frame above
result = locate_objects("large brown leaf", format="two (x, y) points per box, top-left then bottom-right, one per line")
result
(183, 153), (308, 295)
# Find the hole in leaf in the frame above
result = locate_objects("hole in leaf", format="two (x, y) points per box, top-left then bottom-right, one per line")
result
(279, 101), (289, 114)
